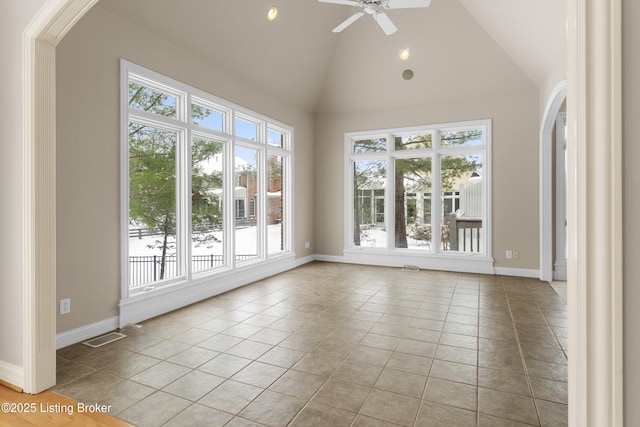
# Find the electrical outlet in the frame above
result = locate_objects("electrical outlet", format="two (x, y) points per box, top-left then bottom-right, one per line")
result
(304, 241), (310, 249)
(60, 298), (71, 315)
(513, 251), (519, 259)
(506, 250), (513, 259)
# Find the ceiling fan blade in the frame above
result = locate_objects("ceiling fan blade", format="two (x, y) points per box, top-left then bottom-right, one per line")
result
(385, 0), (431, 9)
(373, 12), (397, 35)
(319, 0), (361, 7)
(333, 11), (365, 33)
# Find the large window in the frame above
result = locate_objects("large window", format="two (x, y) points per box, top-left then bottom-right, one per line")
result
(122, 61), (292, 294)
(346, 121), (491, 264)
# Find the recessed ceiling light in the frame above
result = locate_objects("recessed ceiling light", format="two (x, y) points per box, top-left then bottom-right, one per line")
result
(402, 69), (414, 80)
(267, 6), (278, 21)
(399, 48), (410, 60)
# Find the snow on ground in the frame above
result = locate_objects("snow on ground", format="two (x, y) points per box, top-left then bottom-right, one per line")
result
(359, 228), (481, 252)
(129, 224), (284, 257)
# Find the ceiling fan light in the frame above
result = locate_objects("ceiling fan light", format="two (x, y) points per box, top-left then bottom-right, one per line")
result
(399, 48), (410, 60)
(267, 6), (278, 21)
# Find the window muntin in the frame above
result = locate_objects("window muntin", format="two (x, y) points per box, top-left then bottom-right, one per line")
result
(122, 61), (292, 295)
(346, 121), (490, 257)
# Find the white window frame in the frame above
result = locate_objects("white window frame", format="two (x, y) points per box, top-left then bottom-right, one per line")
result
(120, 60), (293, 302)
(344, 120), (494, 274)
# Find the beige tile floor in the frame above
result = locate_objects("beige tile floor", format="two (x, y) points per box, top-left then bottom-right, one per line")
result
(53, 262), (568, 427)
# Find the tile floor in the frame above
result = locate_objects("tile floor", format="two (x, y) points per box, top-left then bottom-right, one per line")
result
(54, 262), (568, 427)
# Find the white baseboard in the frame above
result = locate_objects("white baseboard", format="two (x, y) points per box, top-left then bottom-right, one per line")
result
(319, 253), (540, 279)
(321, 252), (496, 275)
(494, 266), (540, 278)
(56, 316), (119, 350)
(0, 360), (24, 390)
(554, 259), (567, 281)
(295, 254), (316, 267)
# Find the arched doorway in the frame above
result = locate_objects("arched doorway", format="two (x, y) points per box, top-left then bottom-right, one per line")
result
(22, 0), (99, 394)
(539, 80), (567, 282)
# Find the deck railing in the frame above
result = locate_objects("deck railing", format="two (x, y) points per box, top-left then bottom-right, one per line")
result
(129, 254), (256, 288)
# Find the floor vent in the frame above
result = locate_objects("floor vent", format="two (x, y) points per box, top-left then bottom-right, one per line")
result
(82, 332), (127, 348)
(402, 265), (420, 272)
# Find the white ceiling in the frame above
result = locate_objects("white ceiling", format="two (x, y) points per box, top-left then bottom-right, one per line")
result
(458, 0), (566, 87)
(97, 0), (565, 113)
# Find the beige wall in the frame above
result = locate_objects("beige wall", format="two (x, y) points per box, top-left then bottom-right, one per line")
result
(623, 0), (640, 421)
(55, 5), (315, 333)
(314, 0), (541, 271)
(539, 45), (567, 118)
(0, 0), (48, 369)
(314, 91), (540, 270)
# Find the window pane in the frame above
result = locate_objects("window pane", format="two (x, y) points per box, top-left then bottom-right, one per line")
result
(441, 130), (483, 147)
(353, 160), (387, 247)
(235, 147), (259, 262)
(354, 138), (386, 153)
(128, 123), (178, 287)
(395, 157), (432, 250)
(235, 117), (258, 141)
(441, 154), (483, 253)
(191, 137), (224, 273)
(267, 129), (284, 148)
(267, 155), (285, 256)
(192, 103), (224, 131)
(128, 81), (177, 118)
(395, 134), (432, 150)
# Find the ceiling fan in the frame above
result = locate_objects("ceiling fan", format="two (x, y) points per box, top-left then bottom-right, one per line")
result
(319, 0), (431, 35)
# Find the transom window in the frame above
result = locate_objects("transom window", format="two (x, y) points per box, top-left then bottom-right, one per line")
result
(122, 61), (292, 295)
(345, 121), (491, 260)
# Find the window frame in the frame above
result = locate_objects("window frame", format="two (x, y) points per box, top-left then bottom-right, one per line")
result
(120, 60), (293, 299)
(344, 120), (493, 272)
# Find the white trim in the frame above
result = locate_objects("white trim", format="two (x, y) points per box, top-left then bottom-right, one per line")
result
(23, 37), (58, 396)
(294, 255), (316, 267)
(344, 120), (491, 264)
(119, 255), (296, 328)
(554, 259), (567, 281)
(493, 267), (540, 279)
(567, 0), (623, 424)
(55, 317), (119, 350)
(0, 361), (25, 391)
(325, 251), (495, 275)
(22, 0), (100, 395)
(539, 79), (567, 283)
(554, 113), (568, 281)
(121, 60), (294, 298)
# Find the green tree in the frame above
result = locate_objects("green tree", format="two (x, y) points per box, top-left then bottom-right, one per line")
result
(128, 83), (222, 281)
(394, 132), (481, 248)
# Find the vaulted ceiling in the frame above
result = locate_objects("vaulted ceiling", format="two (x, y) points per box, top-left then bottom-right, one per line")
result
(97, 0), (565, 113)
